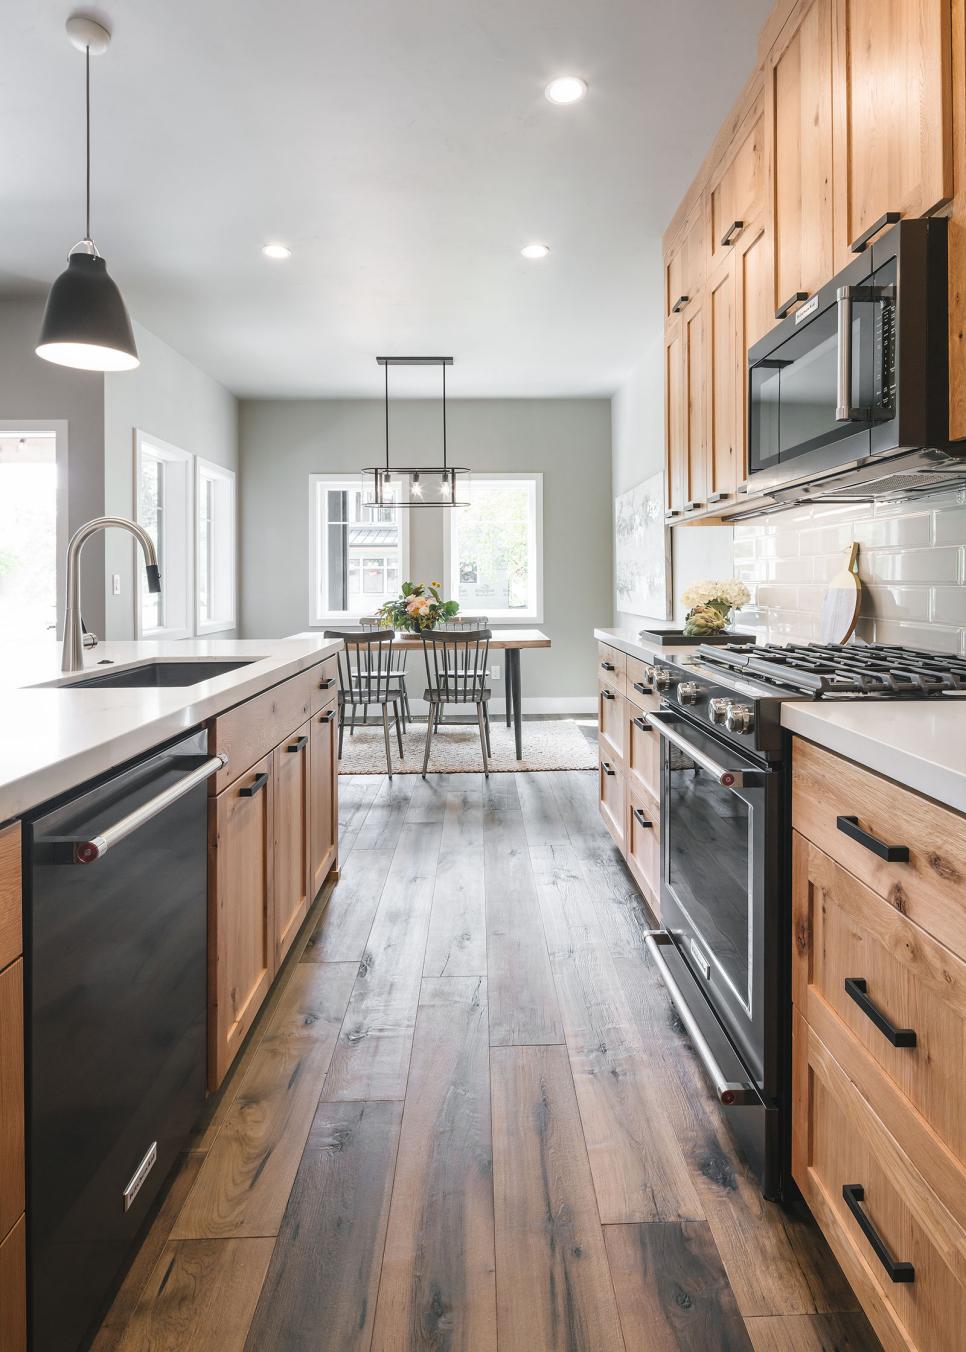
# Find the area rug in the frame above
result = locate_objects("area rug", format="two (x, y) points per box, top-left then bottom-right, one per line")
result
(337, 717), (597, 774)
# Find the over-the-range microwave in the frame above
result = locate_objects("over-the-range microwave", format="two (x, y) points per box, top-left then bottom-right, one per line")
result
(746, 216), (966, 504)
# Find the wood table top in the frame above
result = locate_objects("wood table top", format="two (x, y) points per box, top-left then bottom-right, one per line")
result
(290, 629), (551, 650)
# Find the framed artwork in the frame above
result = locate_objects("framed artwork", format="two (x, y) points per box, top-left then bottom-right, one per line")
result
(614, 471), (671, 619)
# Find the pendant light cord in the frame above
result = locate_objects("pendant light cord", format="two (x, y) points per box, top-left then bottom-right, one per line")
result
(442, 361), (447, 470)
(85, 44), (92, 243)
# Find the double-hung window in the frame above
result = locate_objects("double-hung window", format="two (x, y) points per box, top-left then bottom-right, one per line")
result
(135, 431), (193, 638)
(195, 458), (236, 634)
(444, 473), (543, 622)
(309, 474), (409, 625)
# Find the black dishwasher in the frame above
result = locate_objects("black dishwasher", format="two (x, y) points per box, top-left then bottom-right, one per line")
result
(25, 728), (221, 1352)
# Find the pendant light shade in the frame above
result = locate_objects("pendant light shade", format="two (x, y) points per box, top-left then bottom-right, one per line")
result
(37, 247), (138, 371)
(36, 15), (139, 373)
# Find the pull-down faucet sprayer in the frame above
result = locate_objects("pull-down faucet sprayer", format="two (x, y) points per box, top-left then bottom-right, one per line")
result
(62, 516), (161, 672)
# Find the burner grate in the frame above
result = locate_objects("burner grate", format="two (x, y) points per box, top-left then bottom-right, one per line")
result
(696, 640), (966, 698)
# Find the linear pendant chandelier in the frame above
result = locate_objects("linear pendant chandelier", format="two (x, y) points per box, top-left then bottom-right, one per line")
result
(36, 13), (139, 372)
(362, 356), (469, 509)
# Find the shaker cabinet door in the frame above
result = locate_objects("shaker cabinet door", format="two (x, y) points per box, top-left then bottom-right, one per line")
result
(274, 720), (312, 971)
(309, 703), (338, 900)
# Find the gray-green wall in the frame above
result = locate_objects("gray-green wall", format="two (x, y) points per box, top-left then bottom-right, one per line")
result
(239, 398), (612, 707)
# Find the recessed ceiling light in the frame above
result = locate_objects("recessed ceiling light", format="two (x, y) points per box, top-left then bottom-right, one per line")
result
(262, 243), (292, 260)
(521, 243), (551, 260)
(545, 76), (588, 105)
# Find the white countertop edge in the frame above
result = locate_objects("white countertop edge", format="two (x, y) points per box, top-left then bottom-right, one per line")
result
(594, 626), (703, 664)
(781, 701), (966, 816)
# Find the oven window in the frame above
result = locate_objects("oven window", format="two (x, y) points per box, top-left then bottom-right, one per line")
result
(667, 743), (752, 1013)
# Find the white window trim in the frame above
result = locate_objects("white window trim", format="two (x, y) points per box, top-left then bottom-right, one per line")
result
(443, 472), (544, 624)
(0, 419), (69, 634)
(308, 473), (411, 627)
(133, 429), (194, 640)
(194, 457), (237, 635)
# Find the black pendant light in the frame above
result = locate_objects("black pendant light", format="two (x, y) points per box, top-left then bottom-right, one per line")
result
(36, 14), (139, 373)
(362, 357), (469, 509)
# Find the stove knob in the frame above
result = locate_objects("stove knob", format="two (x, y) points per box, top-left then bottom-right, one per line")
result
(708, 697), (730, 725)
(653, 667), (673, 691)
(677, 681), (701, 707)
(641, 664), (659, 689)
(725, 702), (755, 735)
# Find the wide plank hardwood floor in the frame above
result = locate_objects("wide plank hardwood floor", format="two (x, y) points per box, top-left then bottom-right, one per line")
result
(93, 767), (881, 1352)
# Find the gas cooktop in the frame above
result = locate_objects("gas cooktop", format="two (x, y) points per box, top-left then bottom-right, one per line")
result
(693, 640), (966, 700)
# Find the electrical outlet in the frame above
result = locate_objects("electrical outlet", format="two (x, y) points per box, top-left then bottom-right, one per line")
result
(112, 573), (121, 596)
(491, 663), (500, 681)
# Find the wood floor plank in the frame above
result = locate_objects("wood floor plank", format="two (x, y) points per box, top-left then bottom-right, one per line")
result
(515, 771), (571, 846)
(533, 843), (703, 1223)
(322, 820), (442, 1100)
(371, 977), (497, 1352)
(423, 845), (487, 977)
(548, 769), (609, 855)
(173, 962), (357, 1239)
(405, 775), (450, 823)
(604, 1221), (752, 1351)
(440, 785), (484, 848)
(483, 806), (563, 1047)
(481, 772), (519, 811)
(353, 776), (419, 851)
(244, 1100), (403, 1352)
(490, 1044), (626, 1352)
(576, 845), (656, 957)
(115, 1238), (275, 1352)
(340, 774), (385, 832)
(744, 1312), (883, 1351)
(302, 848), (395, 963)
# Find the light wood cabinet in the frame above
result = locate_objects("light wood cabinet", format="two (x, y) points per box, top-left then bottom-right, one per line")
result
(274, 721), (312, 971)
(625, 698), (660, 803)
(0, 1216), (25, 1352)
(665, 208), (707, 319)
(0, 821), (24, 1352)
(0, 960), (24, 1244)
(626, 787), (661, 916)
(664, 318), (687, 516)
(709, 103), (764, 270)
(208, 751), (275, 1090)
(766, 0), (835, 313)
(832, 0), (953, 264)
(665, 299), (710, 519)
(597, 682), (625, 765)
(598, 755), (625, 853)
(309, 705), (338, 899)
(706, 253), (739, 505)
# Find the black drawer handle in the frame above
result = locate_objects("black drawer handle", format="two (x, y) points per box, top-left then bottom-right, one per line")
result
(707, 491), (728, 504)
(665, 509), (681, 520)
(601, 660), (616, 671)
(842, 1185), (915, 1284)
(671, 293), (689, 314)
(319, 675), (337, 690)
(685, 500), (703, 512)
(720, 219), (744, 247)
(240, 771), (270, 797)
(851, 210), (901, 254)
(845, 978), (916, 1048)
(287, 734), (309, 752)
(601, 689), (616, 701)
(775, 290), (808, 320)
(632, 682), (650, 697)
(632, 807), (653, 829)
(602, 762), (616, 777)
(632, 715), (652, 732)
(836, 815), (909, 863)
(319, 709), (336, 723)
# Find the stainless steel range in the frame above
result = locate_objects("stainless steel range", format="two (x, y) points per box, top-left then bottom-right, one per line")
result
(640, 639), (966, 1202)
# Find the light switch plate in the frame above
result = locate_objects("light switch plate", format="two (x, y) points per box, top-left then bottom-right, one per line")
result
(491, 663), (500, 680)
(112, 573), (121, 596)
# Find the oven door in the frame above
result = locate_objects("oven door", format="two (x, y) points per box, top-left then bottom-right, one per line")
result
(649, 708), (782, 1086)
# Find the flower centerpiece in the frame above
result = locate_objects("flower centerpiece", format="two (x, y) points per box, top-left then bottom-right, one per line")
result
(376, 580), (460, 633)
(681, 579), (751, 637)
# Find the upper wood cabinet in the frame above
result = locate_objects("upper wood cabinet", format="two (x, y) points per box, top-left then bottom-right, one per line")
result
(706, 254), (738, 503)
(709, 103), (765, 269)
(665, 208), (707, 318)
(766, 0), (835, 312)
(832, 0), (953, 263)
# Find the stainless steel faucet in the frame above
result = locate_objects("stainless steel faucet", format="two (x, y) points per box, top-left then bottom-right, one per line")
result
(62, 516), (161, 672)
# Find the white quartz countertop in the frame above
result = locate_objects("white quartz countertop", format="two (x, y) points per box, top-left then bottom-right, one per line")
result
(594, 626), (704, 664)
(782, 699), (966, 815)
(0, 636), (341, 823)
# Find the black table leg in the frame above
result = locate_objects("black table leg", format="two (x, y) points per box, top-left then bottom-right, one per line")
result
(508, 647), (523, 759)
(505, 659), (512, 726)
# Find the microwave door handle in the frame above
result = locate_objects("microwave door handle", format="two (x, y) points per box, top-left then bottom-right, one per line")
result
(836, 285), (855, 421)
(645, 712), (766, 788)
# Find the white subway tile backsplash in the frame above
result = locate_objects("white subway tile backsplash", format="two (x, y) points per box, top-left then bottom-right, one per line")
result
(932, 587), (966, 626)
(933, 506), (966, 545)
(853, 513), (932, 549)
(870, 620), (963, 655)
(866, 547), (962, 585)
(860, 585), (931, 622)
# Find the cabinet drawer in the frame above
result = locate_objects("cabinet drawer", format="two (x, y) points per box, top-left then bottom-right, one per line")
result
(598, 683), (625, 764)
(210, 661), (334, 793)
(793, 1010), (966, 1352)
(597, 643), (626, 692)
(793, 832), (966, 1162)
(793, 738), (966, 957)
(625, 656), (656, 708)
(598, 757), (625, 852)
(626, 700), (660, 801)
(0, 959), (24, 1240)
(0, 824), (21, 972)
(626, 787), (660, 914)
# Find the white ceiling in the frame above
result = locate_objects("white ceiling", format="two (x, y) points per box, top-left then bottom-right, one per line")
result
(2, 1), (771, 398)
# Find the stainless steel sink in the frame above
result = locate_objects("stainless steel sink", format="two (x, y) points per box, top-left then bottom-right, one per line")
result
(50, 659), (259, 689)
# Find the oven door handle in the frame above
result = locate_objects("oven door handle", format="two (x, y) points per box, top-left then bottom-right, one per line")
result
(643, 931), (761, 1107)
(645, 712), (768, 788)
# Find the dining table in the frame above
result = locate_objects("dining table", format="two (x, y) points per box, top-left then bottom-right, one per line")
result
(288, 627), (551, 760)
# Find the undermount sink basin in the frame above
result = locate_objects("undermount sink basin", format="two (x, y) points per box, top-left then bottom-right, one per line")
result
(56, 659), (258, 689)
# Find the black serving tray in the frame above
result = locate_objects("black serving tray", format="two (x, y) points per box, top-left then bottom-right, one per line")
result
(636, 625), (746, 647)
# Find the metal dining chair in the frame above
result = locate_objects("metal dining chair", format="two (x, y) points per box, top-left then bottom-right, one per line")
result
(324, 629), (404, 776)
(434, 614), (489, 729)
(359, 616), (411, 730)
(421, 627), (492, 777)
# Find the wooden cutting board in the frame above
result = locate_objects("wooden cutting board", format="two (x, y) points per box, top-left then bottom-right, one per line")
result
(819, 542), (861, 643)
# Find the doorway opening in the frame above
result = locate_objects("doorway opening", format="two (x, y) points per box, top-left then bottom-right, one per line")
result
(0, 428), (61, 639)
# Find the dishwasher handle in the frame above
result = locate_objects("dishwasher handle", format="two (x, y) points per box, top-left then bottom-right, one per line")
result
(70, 753), (228, 863)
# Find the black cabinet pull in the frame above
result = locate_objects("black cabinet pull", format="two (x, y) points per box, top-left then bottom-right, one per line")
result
(671, 293), (689, 314)
(685, 500), (704, 512)
(707, 491), (728, 504)
(601, 689), (616, 701)
(319, 710), (335, 723)
(600, 660), (616, 671)
(240, 771), (270, 797)
(319, 676), (336, 690)
(632, 682), (650, 697)
(836, 815), (909, 863)
(775, 291), (809, 320)
(720, 219), (744, 247)
(287, 734), (309, 753)
(632, 715), (652, 732)
(851, 210), (902, 254)
(664, 509), (681, 520)
(844, 978), (916, 1048)
(842, 1185), (915, 1283)
(602, 762), (616, 777)
(632, 807), (653, 828)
